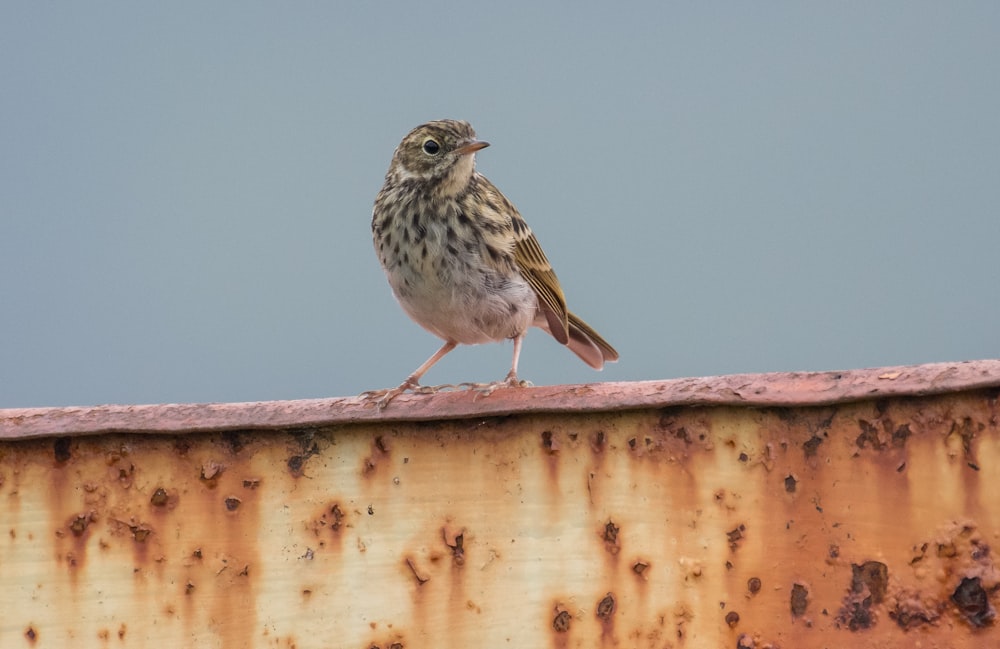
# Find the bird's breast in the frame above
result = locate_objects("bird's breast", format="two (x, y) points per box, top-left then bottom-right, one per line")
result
(373, 196), (536, 344)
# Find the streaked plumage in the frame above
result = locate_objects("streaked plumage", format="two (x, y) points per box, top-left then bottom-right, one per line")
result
(368, 119), (617, 408)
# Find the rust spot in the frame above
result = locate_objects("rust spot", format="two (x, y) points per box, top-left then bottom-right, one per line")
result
(192, 548), (202, 559)
(225, 496), (241, 512)
(552, 609), (571, 632)
(53, 437), (71, 463)
(69, 511), (95, 537)
(852, 561), (888, 604)
(25, 626), (37, 642)
(726, 524), (746, 550)
(829, 544), (840, 559)
(405, 557), (428, 585)
(736, 633), (755, 648)
(784, 474), (797, 493)
(111, 460), (135, 488)
(330, 504), (345, 530)
(185, 581), (195, 594)
(909, 543), (928, 564)
(952, 576), (995, 628)
(287, 454), (306, 475)
(130, 524), (152, 543)
(747, 577), (761, 594)
(593, 430), (605, 450)
(596, 593), (616, 620)
(790, 583), (809, 617)
(443, 528), (465, 566)
(892, 423), (911, 446)
(889, 593), (939, 630)
(363, 434), (392, 475)
(118, 623), (126, 640)
(632, 561), (649, 576)
(150, 487), (169, 507)
(223, 431), (245, 453)
(738, 452), (749, 463)
(242, 478), (261, 489)
(937, 541), (958, 558)
(948, 417), (977, 460)
(837, 597), (874, 631)
(725, 611), (740, 627)
(603, 519), (620, 554)
(657, 410), (693, 443)
(856, 419), (884, 450)
(802, 435), (823, 457)
(541, 430), (557, 453)
(389, 643), (403, 649)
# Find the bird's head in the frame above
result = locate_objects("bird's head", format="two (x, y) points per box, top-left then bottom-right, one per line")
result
(388, 120), (489, 192)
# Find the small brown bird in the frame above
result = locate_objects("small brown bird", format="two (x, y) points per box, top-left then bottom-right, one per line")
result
(368, 119), (617, 407)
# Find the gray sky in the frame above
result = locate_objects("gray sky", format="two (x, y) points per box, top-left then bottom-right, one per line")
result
(2, 3), (998, 408)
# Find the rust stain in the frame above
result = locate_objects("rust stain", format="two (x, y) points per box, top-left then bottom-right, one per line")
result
(404, 557), (428, 585)
(601, 519), (620, 555)
(790, 582), (810, 618)
(550, 602), (572, 649)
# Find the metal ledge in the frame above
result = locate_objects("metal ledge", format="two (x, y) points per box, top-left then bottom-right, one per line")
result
(2, 360), (999, 439)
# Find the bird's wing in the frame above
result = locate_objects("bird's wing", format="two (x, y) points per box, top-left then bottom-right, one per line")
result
(473, 173), (570, 344)
(511, 212), (570, 344)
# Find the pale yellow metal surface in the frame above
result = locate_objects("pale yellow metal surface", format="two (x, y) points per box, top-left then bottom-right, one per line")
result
(1, 380), (998, 647)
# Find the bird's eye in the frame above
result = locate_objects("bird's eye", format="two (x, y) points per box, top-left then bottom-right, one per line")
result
(422, 139), (440, 155)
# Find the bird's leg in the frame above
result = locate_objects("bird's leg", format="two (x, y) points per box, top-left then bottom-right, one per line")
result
(501, 333), (529, 387)
(361, 340), (458, 410)
(460, 334), (532, 396)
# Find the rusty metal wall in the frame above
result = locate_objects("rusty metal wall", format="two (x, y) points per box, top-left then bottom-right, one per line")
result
(1, 389), (998, 648)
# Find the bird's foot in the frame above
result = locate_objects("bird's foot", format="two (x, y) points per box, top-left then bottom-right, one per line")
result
(361, 380), (461, 411)
(360, 378), (419, 411)
(359, 385), (407, 411)
(457, 373), (531, 398)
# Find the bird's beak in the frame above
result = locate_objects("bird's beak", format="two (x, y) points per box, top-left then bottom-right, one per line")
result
(454, 140), (490, 155)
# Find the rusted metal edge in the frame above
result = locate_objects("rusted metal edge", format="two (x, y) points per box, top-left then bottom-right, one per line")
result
(1, 359), (998, 440)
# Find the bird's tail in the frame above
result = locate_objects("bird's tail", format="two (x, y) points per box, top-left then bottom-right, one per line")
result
(536, 311), (618, 370)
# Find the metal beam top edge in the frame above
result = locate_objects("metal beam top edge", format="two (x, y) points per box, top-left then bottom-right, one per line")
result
(2, 359), (999, 439)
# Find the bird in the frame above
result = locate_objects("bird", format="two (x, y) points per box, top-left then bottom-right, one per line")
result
(366, 119), (617, 408)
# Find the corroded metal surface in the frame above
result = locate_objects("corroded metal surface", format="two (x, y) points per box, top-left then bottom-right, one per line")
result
(1, 381), (998, 647)
(2, 360), (999, 438)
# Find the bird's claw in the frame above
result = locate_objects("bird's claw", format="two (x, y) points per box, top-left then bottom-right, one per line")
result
(457, 375), (531, 397)
(361, 381), (463, 411)
(359, 387), (405, 412)
(361, 376), (530, 411)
